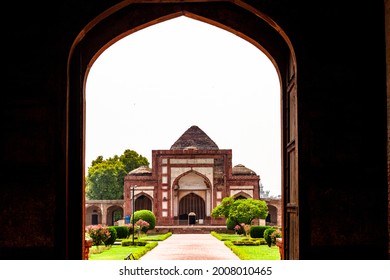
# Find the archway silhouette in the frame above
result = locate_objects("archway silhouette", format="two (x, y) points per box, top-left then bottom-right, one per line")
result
(179, 193), (206, 221)
(107, 205), (123, 226)
(135, 194), (153, 212)
(68, 1), (297, 259)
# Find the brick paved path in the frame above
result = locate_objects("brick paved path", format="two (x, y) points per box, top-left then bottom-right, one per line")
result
(139, 233), (240, 260)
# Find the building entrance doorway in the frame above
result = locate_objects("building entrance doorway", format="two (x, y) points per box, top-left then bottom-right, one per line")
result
(91, 214), (98, 225)
(179, 193), (205, 224)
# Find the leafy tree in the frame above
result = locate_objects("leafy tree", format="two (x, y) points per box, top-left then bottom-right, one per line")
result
(211, 196), (235, 219)
(86, 161), (127, 200)
(230, 198), (268, 224)
(119, 149), (149, 173)
(91, 155), (104, 167)
(211, 196), (268, 230)
(86, 149), (149, 200)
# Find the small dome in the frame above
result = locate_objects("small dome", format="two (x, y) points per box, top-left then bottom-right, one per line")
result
(232, 164), (257, 175)
(128, 165), (152, 176)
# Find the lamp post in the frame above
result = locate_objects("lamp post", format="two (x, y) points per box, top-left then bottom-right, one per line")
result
(132, 185), (137, 245)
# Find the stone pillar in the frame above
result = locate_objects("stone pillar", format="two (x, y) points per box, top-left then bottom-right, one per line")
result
(101, 204), (107, 226)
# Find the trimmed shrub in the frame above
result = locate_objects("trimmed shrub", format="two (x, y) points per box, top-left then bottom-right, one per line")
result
(104, 227), (117, 246)
(250, 226), (270, 238)
(232, 239), (261, 246)
(226, 218), (236, 230)
(226, 218), (251, 234)
(111, 226), (129, 239)
(121, 239), (148, 246)
(131, 210), (156, 232)
(264, 227), (282, 247)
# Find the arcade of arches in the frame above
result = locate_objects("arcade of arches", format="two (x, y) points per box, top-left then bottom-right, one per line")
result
(85, 197), (281, 227)
(85, 126), (282, 227)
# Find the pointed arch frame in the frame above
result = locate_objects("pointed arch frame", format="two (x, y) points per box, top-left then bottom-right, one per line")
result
(172, 169), (212, 190)
(67, 0), (298, 259)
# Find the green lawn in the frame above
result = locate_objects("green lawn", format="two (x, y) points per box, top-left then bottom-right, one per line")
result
(88, 232), (280, 260)
(214, 233), (280, 260)
(89, 244), (145, 260)
(229, 242), (280, 260)
(88, 233), (169, 260)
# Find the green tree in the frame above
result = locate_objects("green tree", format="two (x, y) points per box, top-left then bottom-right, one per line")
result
(86, 161), (127, 199)
(86, 149), (149, 200)
(119, 149), (149, 173)
(211, 196), (235, 219)
(211, 196), (268, 228)
(230, 198), (268, 224)
(91, 155), (104, 167)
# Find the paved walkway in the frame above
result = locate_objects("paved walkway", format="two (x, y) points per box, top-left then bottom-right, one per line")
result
(140, 233), (240, 260)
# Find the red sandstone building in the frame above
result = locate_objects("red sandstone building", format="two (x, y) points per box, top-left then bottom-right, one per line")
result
(123, 125), (261, 226)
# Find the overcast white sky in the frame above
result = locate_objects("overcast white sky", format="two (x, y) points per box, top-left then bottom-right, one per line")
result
(85, 16), (281, 196)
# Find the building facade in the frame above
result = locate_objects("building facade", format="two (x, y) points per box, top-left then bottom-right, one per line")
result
(123, 125), (261, 226)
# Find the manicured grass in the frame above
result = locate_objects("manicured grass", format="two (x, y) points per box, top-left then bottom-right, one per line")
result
(229, 242), (280, 260)
(212, 232), (280, 260)
(139, 232), (172, 241)
(89, 244), (137, 260)
(213, 233), (243, 241)
(88, 233), (170, 260)
(88, 232), (280, 260)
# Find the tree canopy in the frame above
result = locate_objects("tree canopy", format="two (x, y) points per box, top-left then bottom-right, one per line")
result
(119, 149), (149, 173)
(86, 161), (127, 200)
(86, 149), (149, 200)
(211, 196), (268, 225)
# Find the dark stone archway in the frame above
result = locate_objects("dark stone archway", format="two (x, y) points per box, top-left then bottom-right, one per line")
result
(69, 1), (295, 257)
(1, 0), (388, 260)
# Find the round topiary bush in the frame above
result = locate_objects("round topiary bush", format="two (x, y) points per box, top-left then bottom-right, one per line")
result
(131, 210), (156, 232)
(104, 227), (117, 246)
(226, 218), (236, 230)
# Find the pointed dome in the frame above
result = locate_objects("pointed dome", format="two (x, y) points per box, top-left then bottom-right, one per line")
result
(170, 125), (219, 150)
(128, 165), (152, 176)
(232, 164), (257, 175)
